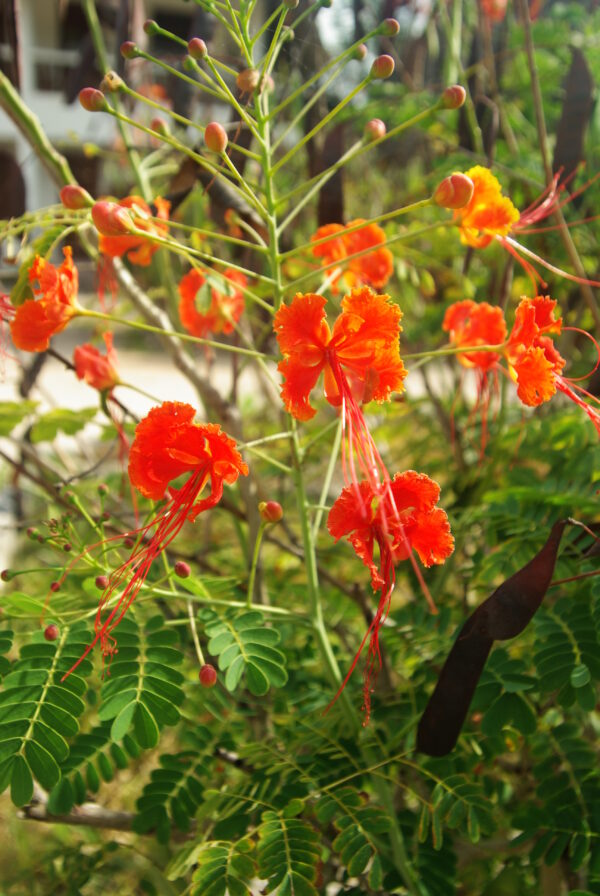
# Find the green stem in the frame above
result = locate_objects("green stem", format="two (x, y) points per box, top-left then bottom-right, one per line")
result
(246, 522), (266, 606)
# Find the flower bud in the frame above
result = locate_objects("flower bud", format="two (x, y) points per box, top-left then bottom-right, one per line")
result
(44, 624), (59, 641)
(79, 88), (108, 112)
(204, 122), (228, 154)
(259, 501), (283, 524)
(97, 483), (109, 495)
(100, 71), (124, 93)
(92, 201), (136, 236)
(380, 17), (400, 36)
(63, 543), (72, 552)
(353, 43), (367, 61)
(123, 537), (134, 549)
(284, 0), (299, 7)
(60, 185), (94, 210)
(441, 84), (466, 110)
(174, 560), (191, 578)
(433, 173), (474, 210)
(187, 37), (208, 59)
(50, 582), (61, 593)
(236, 68), (273, 95)
(199, 664), (217, 687)
(1, 569), (13, 582)
(151, 117), (170, 137)
(120, 41), (139, 59)
(95, 575), (109, 590)
(370, 54), (395, 80)
(364, 118), (386, 141)
(143, 19), (160, 35)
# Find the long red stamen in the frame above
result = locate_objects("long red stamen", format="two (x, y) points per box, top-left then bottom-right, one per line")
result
(555, 378), (600, 437)
(61, 468), (209, 679)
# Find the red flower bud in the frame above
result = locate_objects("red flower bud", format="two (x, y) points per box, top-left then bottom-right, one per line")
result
(433, 173), (474, 209)
(151, 117), (170, 136)
(380, 17), (400, 36)
(1, 569), (12, 582)
(370, 55), (395, 80)
(50, 582), (61, 593)
(44, 624), (59, 641)
(63, 543), (72, 552)
(204, 122), (228, 154)
(364, 118), (386, 141)
(92, 200), (136, 236)
(174, 560), (191, 578)
(259, 501), (283, 524)
(199, 664), (217, 687)
(97, 483), (109, 495)
(95, 575), (110, 591)
(60, 185), (94, 210)
(188, 37), (208, 59)
(353, 44), (367, 61)
(143, 19), (160, 35)
(120, 41), (139, 59)
(441, 84), (466, 110)
(79, 88), (108, 112)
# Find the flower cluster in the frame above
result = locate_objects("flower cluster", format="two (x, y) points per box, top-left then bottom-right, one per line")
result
(178, 267), (247, 337)
(444, 295), (600, 437)
(274, 286), (453, 718)
(311, 219), (394, 293)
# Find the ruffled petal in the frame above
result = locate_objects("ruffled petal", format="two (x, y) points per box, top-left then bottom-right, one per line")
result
(277, 355), (325, 420)
(513, 346), (557, 406)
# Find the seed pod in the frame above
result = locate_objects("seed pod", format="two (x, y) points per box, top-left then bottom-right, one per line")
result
(199, 664), (217, 687)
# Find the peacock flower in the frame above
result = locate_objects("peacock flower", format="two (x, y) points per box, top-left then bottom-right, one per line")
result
(452, 166), (600, 288)
(98, 195), (170, 266)
(74, 332), (120, 392)
(311, 219), (394, 293)
(10, 247), (82, 352)
(444, 295), (600, 440)
(273, 287), (406, 423)
(64, 402), (248, 674)
(442, 300), (507, 372)
(327, 472), (454, 720)
(178, 267), (247, 337)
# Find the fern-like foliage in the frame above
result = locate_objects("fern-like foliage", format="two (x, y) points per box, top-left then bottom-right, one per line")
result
(0, 622), (91, 806)
(315, 787), (387, 888)
(47, 722), (140, 814)
(98, 614), (185, 748)
(171, 839), (255, 896)
(133, 727), (216, 842)
(257, 807), (321, 896)
(201, 608), (287, 696)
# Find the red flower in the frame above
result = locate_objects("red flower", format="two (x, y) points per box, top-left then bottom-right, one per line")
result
(444, 295), (600, 439)
(98, 195), (170, 266)
(327, 472), (454, 720)
(10, 247), (81, 351)
(443, 300), (507, 371)
(273, 287), (406, 422)
(63, 402), (248, 674)
(311, 219), (394, 292)
(74, 332), (120, 392)
(178, 267), (247, 337)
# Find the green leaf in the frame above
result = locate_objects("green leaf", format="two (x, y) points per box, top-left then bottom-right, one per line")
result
(30, 407), (97, 443)
(47, 776), (75, 815)
(134, 703), (159, 749)
(570, 664), (591, 688)
(204, 609), (287, 696)
(110, 702), (136, 742)
(11, 755), (33, 807)
(0, 401), (37, 436)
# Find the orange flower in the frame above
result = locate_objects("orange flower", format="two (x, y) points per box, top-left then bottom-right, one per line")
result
(481, 0), (507, 22)
(311, 219), (394, 292)
(178, 267), (247, 337)
(64, 402), (248, 675)
(327, 472), (453, 720)
(443, 300), (507, 371)
(454, 166), (519, 249)
(74, 332), (120, 392)
(507, 296), (566, 407)
(444, 295), (600, 438)
(98, 195), (170, 266)
(452, 166), (600, 288)
(11, 247), (81, 352)
(273, 287), (406, 422)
